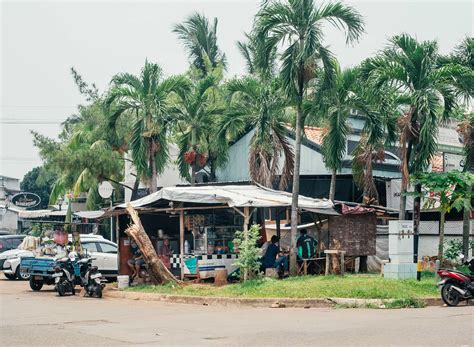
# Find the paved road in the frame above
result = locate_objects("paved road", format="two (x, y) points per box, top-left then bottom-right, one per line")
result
(0, 279), (473, 346)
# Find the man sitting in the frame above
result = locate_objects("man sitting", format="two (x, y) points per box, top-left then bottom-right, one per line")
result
(296, 229), (318, 274)
(128, 239), (145, 279)
(261, 236), (288, 275)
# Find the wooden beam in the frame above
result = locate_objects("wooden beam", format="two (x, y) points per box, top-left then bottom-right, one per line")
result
(243, 206), (251, 281)
(179, 210), (185, 281)
(232, 206), (245, 218)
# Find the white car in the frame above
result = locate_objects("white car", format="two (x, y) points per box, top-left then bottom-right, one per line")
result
(1, 234), (118, 280)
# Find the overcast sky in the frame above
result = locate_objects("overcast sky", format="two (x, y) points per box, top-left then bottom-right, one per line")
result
(1, 0), (472, 180)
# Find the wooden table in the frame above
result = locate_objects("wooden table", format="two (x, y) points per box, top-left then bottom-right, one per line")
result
(324, 250), (346, 276)
(297, 257), (325, 275)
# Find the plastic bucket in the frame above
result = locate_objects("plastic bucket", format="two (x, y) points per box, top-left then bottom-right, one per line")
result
(117, 275), (130, 289)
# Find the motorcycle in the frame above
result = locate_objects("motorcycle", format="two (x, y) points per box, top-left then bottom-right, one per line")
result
(53, 252), (104, 298)
(77, 257), (104, 298)
(437, 257), (474, 306)
(53, 254), (76, 296)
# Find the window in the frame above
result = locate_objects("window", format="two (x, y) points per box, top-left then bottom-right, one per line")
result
(11, 238), (23, 249)
(82, 242), (99, 252)
(99, 242), (117, 254)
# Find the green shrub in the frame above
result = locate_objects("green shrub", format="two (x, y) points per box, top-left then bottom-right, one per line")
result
(233, 224), (262, 280)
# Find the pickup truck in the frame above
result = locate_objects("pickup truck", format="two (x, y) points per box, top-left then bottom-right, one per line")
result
(20, 257), (57, 291)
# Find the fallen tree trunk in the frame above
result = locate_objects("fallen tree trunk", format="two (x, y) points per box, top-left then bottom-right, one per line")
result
(125, 203), (181, 285)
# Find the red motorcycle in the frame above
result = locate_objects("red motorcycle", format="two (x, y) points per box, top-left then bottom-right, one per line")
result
(437, 258), (474, 306)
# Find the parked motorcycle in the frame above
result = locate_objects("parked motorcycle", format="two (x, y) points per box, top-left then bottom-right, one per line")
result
(77, 257), (104, 298)
(53, 254), (76, 296)
(437, 257), (474, 306)
(53, 252), (104, 298)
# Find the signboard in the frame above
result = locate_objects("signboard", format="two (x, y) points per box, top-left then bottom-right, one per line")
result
(10, 192), (41, 209)
(444, 153), (465, 172)
(98, 181), (114, 199)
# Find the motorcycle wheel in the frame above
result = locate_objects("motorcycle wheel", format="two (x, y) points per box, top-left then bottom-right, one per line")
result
(57, 282), (66, 296)
(71, 284), (76, 296)
(29, 277), (43, 291)
(441, 283), (461, 306)
(95, 284), (102, 298)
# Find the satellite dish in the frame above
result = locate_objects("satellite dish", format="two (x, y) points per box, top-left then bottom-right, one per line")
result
(98, 181), (114, 199)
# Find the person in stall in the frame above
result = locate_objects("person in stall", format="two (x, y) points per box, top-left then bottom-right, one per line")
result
(296, 229), (318, 274)
(158, 236), (173, 269)
(127, 239), (145, 279)
(261, 235), (288, 274)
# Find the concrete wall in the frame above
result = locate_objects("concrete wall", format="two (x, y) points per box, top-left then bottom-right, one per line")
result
(0, 210), (18, 233)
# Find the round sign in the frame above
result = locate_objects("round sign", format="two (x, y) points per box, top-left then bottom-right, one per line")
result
(11, 192), (41, 209)
(98, 181), (114, 199)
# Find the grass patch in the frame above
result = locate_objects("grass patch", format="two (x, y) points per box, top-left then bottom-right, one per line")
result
(126, 274), (438, 300)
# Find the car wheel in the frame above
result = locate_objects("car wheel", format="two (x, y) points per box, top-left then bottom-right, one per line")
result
(29, 277), (43, 291)
(95, 284), (102, 298)
(4, 273), (17, 280)
(16, 266), (30, 281)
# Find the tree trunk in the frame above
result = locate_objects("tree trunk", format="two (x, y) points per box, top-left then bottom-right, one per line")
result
(191, 165), (196, 186)
(463, 183), (472, 259)
(289, 104), (303, 276)
(412, 183), (422, 263)
(130, 176), (140, 201)
(125, 204), (180, 284)
(438, 211), (445, 263)
(149, 141), (158, 193)
(329, 169), (336, 201)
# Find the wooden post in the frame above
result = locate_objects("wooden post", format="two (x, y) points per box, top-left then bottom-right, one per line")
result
(340, 251), (345, 277)
(325, 252), (330, 276)
(275, 208), (281, 241)
(243, 206), (250, 282)
(179, 210), (185, 281)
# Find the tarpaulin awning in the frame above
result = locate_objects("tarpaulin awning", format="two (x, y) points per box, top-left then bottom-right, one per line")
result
(106, 184), (337, 215)
(15, 209), (104, 220)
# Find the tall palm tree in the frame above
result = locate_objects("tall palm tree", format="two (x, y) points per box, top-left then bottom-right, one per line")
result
(106, 60), (188, 193)
(363, 34), (471, 222)
(313, 63), (356, 201)
(171, 75), (224, 185)
(255, 0), (364, 274)
(173, 12), (227, 77)
(222, 76), (294, 189)
(351, 85), (398, 204)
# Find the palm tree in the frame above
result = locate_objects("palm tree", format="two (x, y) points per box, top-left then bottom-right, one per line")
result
(173, 12), (227, 77)
(255, 0), (364, 274)
(171, 75), (224, 185)
(351, 85), (398, 204)
(222, 76), (294, 189)
(313, 63), (356, 201)
(106, 60), (188, 193)
(363, 34), (471, 223)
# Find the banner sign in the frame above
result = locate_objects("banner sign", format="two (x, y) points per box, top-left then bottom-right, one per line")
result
(10, 192), (41, 209)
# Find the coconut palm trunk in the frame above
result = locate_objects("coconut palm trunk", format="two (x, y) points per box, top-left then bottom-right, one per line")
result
(290, 66), (304, 275)
(149, 141), (158, 193)
(438, 211), (446, 263)
(329, 169), (337, 201)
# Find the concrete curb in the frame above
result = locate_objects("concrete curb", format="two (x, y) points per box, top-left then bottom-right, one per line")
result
(105, 288), (443, 308)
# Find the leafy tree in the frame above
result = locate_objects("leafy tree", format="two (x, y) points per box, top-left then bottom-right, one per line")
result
(255, 0), (364, 274)
(173, 12), (227, 77)
(233, 224), (262, 281)
(106, 60), (188, 193)
(362, 34), (473, 226)
(413, 171), (474, 262)
(20, 167), (56, 209)
(172, 75), (224, 184)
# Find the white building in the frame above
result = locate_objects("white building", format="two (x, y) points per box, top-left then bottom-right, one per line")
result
(0, 175), (20, 233)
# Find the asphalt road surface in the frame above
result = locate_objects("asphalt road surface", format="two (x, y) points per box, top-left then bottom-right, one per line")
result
(0, 279), (473, 346)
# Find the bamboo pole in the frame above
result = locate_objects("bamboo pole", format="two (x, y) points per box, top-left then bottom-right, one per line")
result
(243, 206), (250, 282)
